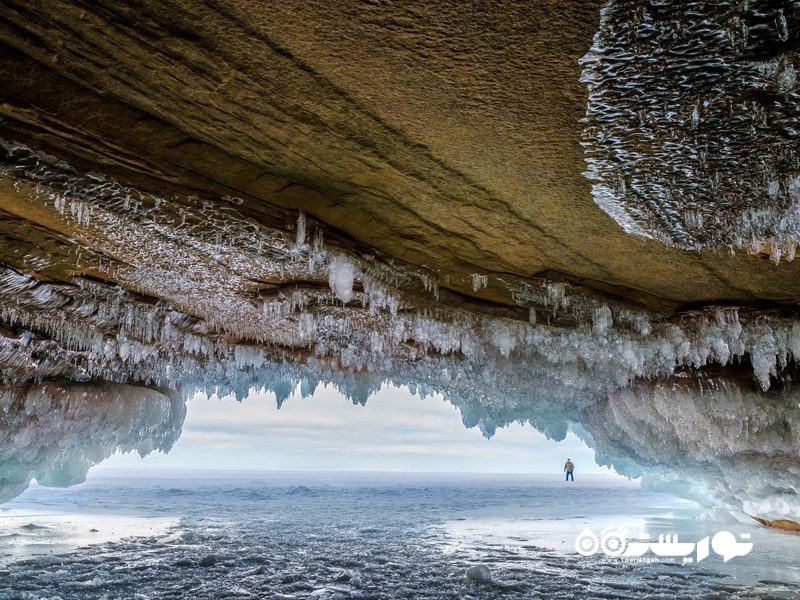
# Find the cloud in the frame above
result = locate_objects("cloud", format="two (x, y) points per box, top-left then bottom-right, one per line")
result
(102, 384), (620, 475)
(178, 430), (247, 450)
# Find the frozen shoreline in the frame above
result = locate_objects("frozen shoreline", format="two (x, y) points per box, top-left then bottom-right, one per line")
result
(2, 472), (798, 598)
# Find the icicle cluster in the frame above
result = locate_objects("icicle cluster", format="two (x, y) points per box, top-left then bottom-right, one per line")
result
(581, 1), (800, 257)
(3, 139), (800, 398)
(1, 139), (799, 518)
(0, 381), (184, 502)
(587, 377), (800, 521)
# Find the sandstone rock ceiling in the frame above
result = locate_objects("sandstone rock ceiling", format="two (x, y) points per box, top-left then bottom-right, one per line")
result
(2, 0), (800, 311)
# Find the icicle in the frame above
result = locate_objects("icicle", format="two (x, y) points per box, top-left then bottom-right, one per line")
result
(295, 211), (307, 249)
(592, 304), (613, 335)
(545, 282), (566, 308)
(776, 10), (789, 42)
(328, 256), (356, 303)
(470, 274), (488, 292)
(690, 103), (700, 129)
(785, 241), (796, 262)
(770, 241), (782, 264)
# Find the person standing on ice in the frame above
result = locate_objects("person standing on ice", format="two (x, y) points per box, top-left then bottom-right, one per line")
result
(564, 458), (575, 481)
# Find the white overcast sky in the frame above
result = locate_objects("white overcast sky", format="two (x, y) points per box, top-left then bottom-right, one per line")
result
(101, 383), (618, 475)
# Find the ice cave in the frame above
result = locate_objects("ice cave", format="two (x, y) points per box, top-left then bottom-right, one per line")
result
(0, 0), (799, 529)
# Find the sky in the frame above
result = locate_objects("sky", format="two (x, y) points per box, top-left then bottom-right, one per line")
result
(101, 383), (619, 475)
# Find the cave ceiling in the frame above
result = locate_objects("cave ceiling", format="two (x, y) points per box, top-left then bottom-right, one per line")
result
(2, 1), (800, 314)
(3, 1), (800, 520)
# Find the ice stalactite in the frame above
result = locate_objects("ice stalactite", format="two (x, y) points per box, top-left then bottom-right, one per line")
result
(328, 256), (356, 303)
(295, 211), (307, 250)
(0, 381), (184, 502)
(470, 273), (488, 292)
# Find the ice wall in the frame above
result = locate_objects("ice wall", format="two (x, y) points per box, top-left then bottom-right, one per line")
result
(583, 378), (800, 520)
(0, 139), (799, 519)
(0, 381), (184, 501)
(581, 1), (800, 258)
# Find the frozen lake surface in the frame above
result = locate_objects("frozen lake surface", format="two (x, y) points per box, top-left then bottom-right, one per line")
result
(1, 471), (798, 599)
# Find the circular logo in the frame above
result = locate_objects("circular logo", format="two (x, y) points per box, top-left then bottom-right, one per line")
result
(600, 527), (629, 557)
(575, 528), (600, 556)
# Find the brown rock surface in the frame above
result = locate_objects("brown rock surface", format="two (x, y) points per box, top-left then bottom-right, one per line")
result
(751, 516), (800, 532)
(2, 1), (800, 313)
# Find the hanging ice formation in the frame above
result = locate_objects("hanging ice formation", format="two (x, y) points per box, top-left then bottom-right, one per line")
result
(0, 137), (799, 520)
(581, 1), (800, 260)
(0, 381), (184, 502)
